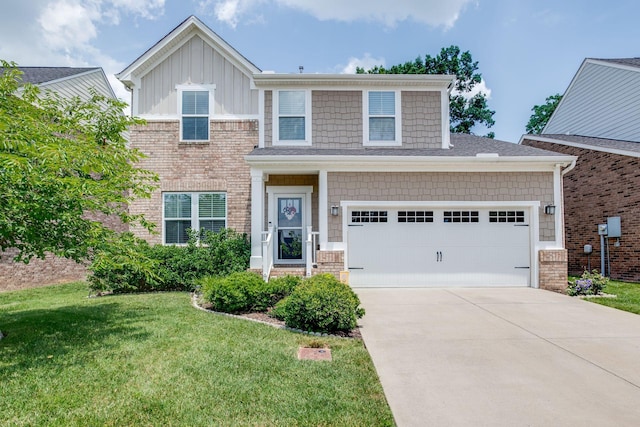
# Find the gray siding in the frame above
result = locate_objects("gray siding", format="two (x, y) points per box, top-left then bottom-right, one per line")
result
(402, 91), (442, 148)
(42, 70), (114, 102)
(544, 62), (640, 142)
(139, 35), (258, 116)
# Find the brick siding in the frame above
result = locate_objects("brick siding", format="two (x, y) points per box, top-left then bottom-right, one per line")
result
(128, 119), (257, 244)
(522, 138), (640, 281)
(538, 249), (568, 292)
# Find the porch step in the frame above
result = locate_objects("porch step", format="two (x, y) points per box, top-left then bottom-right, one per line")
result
(269, 266), (306, 279)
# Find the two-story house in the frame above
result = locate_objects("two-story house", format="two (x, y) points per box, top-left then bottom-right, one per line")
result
(117, 16), (575, 290)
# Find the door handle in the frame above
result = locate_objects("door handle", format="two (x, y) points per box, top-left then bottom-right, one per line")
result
(436, 251), (442, 262)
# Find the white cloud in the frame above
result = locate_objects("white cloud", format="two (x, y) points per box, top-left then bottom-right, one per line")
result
(0, 0), (165, 109)
(207, 0), (474, 28)
(340, 53), (386, 74)
(452, 79), (492, 100)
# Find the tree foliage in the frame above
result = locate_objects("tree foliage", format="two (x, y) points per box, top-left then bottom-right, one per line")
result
(526, 93), (562, 134)
(357, 45), (495, 136)
(0, 61), (158, 263)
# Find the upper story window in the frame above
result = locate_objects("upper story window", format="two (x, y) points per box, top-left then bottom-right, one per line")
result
(177, 85), (214, 142)
(163, 192), (227, 244)
(364, 90), (401, 146)
(275, 90), (311, 145)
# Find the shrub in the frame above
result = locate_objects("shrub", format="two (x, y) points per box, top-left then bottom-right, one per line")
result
(89, 229), (251, 294)
(264, 275), (302, 307)
(277, 274), (365, 333)
(200, 271), (269, 313)
(567, 270), (609, 296)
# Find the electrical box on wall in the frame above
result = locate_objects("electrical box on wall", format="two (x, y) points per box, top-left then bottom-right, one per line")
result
(598, 224), (608, 235)
(607, 216), (621, 238)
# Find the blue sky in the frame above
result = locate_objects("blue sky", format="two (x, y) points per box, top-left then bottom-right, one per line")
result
(2, 0), (639, 142)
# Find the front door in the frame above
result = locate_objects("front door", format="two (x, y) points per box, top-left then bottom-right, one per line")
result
(275, 195), (306, 263)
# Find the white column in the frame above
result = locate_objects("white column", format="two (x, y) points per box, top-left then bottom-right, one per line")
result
(553, 164), (563, 248)
(249, 168), (265, 269)
(441, 87), (450, 149)
(319, 170), (328, 250)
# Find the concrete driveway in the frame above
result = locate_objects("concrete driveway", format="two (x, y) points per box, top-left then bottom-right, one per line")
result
(356, 288), (640, 427)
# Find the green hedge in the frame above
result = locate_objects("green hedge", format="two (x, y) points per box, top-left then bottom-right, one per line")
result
(89, 229), (250, 293)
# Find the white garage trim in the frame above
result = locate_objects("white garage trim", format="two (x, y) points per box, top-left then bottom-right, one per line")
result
(341, 201), (540, 288)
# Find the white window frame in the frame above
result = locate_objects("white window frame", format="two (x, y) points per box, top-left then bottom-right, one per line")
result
(363, 90), (402, 146)
(162, 191), (227, 245)
(177, 84), (215, 142)
(273, 89), (312, 146)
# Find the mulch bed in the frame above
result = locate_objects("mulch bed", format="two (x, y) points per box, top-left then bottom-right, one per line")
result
(195, 299), (362, 339)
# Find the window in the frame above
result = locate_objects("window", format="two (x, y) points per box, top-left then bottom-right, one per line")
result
(276, 90), (309, 143)
(163, 192), (226, 244)
(365, 91), (401, 145)
(398, 211), (434, 223)
(179, 88), (212, 141)
(351, 211), (388, 223)
(443, 211), (479, 223)
(489, 211), (525, 223)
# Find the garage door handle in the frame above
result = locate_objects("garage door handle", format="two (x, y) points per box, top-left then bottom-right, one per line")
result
(514, 224), (529, 227)
(436, 251), (442, 262)
(348, 224), (364, 227)
(514, 266), (530, 269)
(348, 267), (364, 270)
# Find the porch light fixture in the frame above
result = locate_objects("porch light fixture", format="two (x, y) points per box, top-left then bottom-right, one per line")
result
(544, 205), (556, 215)
(330, 205), (340, 216)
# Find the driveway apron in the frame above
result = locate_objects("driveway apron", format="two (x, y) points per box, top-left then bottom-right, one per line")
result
(357, 288), (640, 427)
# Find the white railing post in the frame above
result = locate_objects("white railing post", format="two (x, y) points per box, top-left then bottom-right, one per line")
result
(262, 225), (274, 281)
(306, 226), (313, 277)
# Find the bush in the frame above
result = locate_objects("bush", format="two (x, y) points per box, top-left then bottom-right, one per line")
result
(567, 270), (609, 296)
(89, 229), (251, 294)
(277, 274), (365, 333)
(200, 273), (303, 314)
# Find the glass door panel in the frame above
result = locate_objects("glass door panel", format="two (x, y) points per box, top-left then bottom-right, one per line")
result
(276, 196), (304, 262)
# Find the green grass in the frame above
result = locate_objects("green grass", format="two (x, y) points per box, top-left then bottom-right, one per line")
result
(587, 280), (640, 315)
(0, 282), (394, 426)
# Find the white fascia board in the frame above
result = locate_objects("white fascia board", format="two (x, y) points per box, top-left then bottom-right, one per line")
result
(245, 155), (573, 173)
(340, 200), (540, 208)
(253, 73), (454, 90)
(521, 134), (640, 158)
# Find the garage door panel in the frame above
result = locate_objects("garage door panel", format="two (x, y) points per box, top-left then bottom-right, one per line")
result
(347, 208), (531, 287)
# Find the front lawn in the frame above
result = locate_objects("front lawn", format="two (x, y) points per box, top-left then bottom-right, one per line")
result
(0, 282), (394, 426)
(587, 280), (640, 315)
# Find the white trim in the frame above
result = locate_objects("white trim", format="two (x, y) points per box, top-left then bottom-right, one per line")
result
(553, 164), (563, 247)
(253, 73), (454, 89)
(441, 88), (451, 148)
(520, 134), (640, 158)
(176, 84), (216, 142)
(272, 89), (312, 146)
(319, 170), (328, 250)
(162, 191), (228, 245)
(363, 90), (402, 146)
(249, 169), (265, 269)
(258, 89), (265, 148)
(211, 114), (260, 120)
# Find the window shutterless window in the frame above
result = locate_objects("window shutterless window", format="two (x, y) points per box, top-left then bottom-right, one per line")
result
(181, 90), (209, 141)
(364, 90), (401, 145)
(163, 192), (227, 244)
(275, 90), (310, 144)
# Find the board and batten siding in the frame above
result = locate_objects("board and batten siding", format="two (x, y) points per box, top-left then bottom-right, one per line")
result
(42, 70), (114, 102)
(138, 35), (258, 116)
(544, 61), (640, 142)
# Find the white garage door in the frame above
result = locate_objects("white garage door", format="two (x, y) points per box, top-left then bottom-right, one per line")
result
(347, 208), (531, 287)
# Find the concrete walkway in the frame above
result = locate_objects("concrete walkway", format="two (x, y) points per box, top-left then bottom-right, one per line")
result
(356, 288), (640, 427)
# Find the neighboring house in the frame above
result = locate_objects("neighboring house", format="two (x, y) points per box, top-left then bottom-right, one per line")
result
(117, 16), (575, 290)
(0, 66), (120, 291)
(522, 58), (640, 281)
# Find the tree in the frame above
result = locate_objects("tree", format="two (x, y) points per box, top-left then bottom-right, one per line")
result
(0, 61), (158, 263)
(526, 94), (562, 134)
(357, 46), (495, 137)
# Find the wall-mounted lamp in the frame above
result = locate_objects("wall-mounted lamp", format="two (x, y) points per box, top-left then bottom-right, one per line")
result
(544, 205), (556, 215)
(330, 205), (340, 216)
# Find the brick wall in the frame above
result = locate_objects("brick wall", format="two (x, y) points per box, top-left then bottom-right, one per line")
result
(538, 249), (568, 292)
(313, 250), (344, 279)
(522, 138), (640, 281)
(327, 171), (555, 242)
(129, 119), (257, 244)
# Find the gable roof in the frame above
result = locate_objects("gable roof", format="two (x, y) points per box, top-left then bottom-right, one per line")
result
(542, 57), (640, 141)
(116, 15), (261, 88)
(17, 67), (101, 85)
(522, 134), (640, 158)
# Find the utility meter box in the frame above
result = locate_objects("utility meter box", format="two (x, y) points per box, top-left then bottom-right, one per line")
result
(607, 216), (621, 238)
